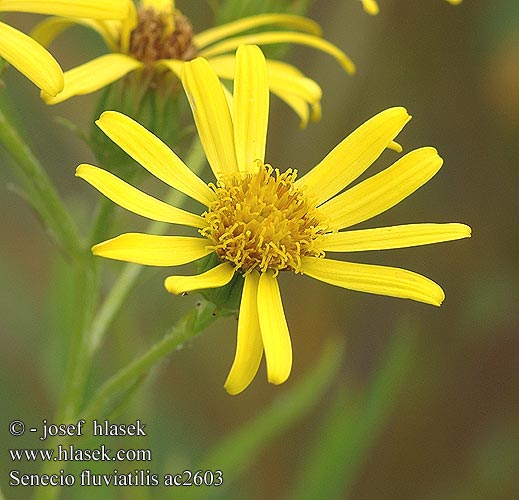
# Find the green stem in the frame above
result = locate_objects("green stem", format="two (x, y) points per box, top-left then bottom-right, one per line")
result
(88, 194), (119, 245)
(82, 299), (223, 421)
(89, 135), (207, 354)
(56, 258), (98, 422)
(33, 257), (97, 500)
(0, 108), (84, 262)
(89, 262), (141, 353)
(33, 298), (221, 500)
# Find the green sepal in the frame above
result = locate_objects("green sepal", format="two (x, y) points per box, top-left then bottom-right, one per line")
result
(88, 73), (184, 177)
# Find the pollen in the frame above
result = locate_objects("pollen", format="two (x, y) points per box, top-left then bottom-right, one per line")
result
(129, 7), (197, 66)
(201, 164), (328, 274)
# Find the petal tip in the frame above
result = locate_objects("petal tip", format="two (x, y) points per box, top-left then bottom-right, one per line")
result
(96, 110), (121, 127)
(267, 370), (291, 386)
(96, 110), (111, 123)
(164, 276), (180, 295)
(431, 285), (446, 307)
(223, 380), (246, 396)
(91, 243), (102, 256)
(75, 163), (90, 178)
(391, 106), (411, 120)
(40, 89), (57, 105)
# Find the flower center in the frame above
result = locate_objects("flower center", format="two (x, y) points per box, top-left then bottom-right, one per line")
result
(201, 164), (328, 274)
(129, 7), (197, 66)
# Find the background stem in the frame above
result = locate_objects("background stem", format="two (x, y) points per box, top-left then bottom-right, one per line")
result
(89, 135), (207, 353)
(0, 108), (85, 262)
(82, 299), (224, 422)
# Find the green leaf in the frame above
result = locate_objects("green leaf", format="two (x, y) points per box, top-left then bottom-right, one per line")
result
(0, 105), (85, 261)
(81, 300), (227, 422)
(175, 336), (345, 500)
(216, 0), (313, 25)
(288, 318), (418, 500)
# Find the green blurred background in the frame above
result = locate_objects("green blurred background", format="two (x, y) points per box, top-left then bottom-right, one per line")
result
(1, 0), (518, 499)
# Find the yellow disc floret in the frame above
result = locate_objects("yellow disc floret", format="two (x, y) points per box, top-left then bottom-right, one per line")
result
(201, 163), (328, 274)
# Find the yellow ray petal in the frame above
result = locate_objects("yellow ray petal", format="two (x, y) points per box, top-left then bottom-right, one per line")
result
(142, 0), (174, 15)
(264, 62), (324, 120)
(41, 53), (142, 104)
(0, 21), (63, 95)
(76, 164), (205, 229)
(320, 147), (443, 230)
(267, 67), (322, 127)
(209, 55), (321, 128)
(361, 0), (379, 15)
(96, 19), (122, 46)
(225, 272), (264, 395)
(445, 0), (463, 5)
(0, 0), (131, 19)
(296, 107), (411, 206)
(208, 55), (322, 103)
(266, 61), (322, 102)
(96, 111), (215, 206)
(321, 223), (472, 252)
(208, 54), (304, 80)
(269, 89), (310, 128)
(92, 233), (212, 266)
(156, 58), (184, 78)
(194, 13), (322, 49)
(162, 56), (233, 105)
(179, 57), (235, 112)
(182, 57), (238, 178)
(301, 257), (445, 306)
(310, 101), (322, 123)
(32, 17), (118, 52)
(234, 45), (269, 173)
(164, 262), (235, 295)
(388, 140), (403, 153)
(264, 58), (306, 77)
(142, 0), (174, 33)
(119, 1), (138, 54)
(198, 31), (355, 75)
(257, 271), (292, 385)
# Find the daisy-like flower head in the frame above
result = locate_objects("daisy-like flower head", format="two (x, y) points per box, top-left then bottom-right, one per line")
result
(360, 0), (462, 15)
(35, 0), (354, 126)
(77, 45), (471, 395)
(0, 0), (131, 95)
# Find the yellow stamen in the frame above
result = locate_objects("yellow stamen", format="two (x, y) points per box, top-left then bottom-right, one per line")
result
(201, 163), (328, 274)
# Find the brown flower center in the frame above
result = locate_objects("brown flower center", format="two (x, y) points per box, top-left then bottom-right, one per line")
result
(129, 7), (197, 66)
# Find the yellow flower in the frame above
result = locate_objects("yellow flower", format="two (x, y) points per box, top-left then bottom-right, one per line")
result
(35, 0), (354, 126)
(77, 45), (471, 394)
(0, 0), (132, 95)
(360, 0), (379, 15)
(360, 0), (462, 15)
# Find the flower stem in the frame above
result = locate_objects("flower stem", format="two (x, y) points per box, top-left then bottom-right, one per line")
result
(0, 107), (85, 262)
(89, 135), (207, 353)
(33, 298), (224, 500)
(82, 299), (225, 422)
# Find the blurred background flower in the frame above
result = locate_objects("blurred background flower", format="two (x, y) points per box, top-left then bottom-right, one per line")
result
(1, 0), (518, 499)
